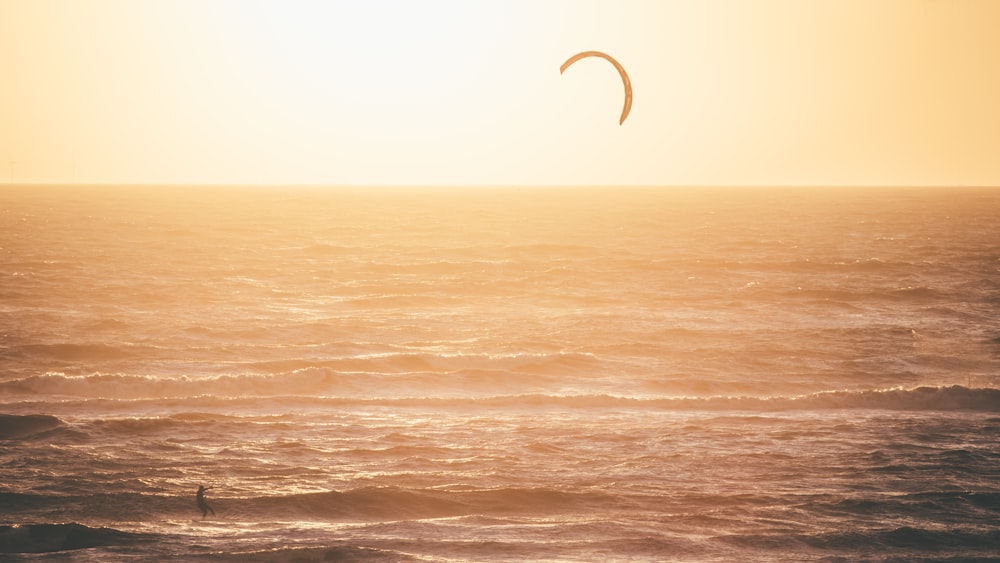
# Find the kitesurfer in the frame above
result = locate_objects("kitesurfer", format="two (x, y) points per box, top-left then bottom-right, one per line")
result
(196, 485), (215, 517)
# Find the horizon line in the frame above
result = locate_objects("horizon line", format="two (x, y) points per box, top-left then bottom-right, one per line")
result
(1, 183), (997, 190)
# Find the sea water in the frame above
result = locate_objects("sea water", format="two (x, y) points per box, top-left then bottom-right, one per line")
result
(1, 185), (998, 561)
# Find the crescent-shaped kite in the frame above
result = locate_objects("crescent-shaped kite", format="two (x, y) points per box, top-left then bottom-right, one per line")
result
(560, 51), (632, 125)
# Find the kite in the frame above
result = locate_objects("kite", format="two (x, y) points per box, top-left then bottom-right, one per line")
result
(560, 51), (632, 125)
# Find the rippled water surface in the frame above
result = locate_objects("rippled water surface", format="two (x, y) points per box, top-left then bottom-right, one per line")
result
(1, 186), (999, 561)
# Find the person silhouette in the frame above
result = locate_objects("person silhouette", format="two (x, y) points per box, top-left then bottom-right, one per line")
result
(196, 485), (215, 518)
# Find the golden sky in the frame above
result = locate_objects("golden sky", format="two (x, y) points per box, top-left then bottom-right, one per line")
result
(2, 0), (998, 186)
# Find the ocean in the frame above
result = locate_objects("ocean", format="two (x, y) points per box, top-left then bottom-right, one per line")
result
(1, 185), (998, 562)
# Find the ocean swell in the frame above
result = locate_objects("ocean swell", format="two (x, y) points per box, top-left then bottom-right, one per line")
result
(0, 414), (64, 439)
(0, 352), (598, 400)
(0, 523), (151, 554)
(3, 370), (998, 413)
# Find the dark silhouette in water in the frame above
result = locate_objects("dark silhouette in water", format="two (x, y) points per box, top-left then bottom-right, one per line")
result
(0, 414), (63, 439)
(0, 523), (145, 553)
(196, 485), (215, 518)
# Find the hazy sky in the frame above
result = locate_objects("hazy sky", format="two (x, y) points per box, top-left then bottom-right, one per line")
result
(2, 0), (998, 186)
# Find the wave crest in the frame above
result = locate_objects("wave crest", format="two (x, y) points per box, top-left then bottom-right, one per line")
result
(3, 370), (996, 414)
(0, 351), (599, 399)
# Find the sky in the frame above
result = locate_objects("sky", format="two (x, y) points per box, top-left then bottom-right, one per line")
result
(1, 0), (999, 186)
